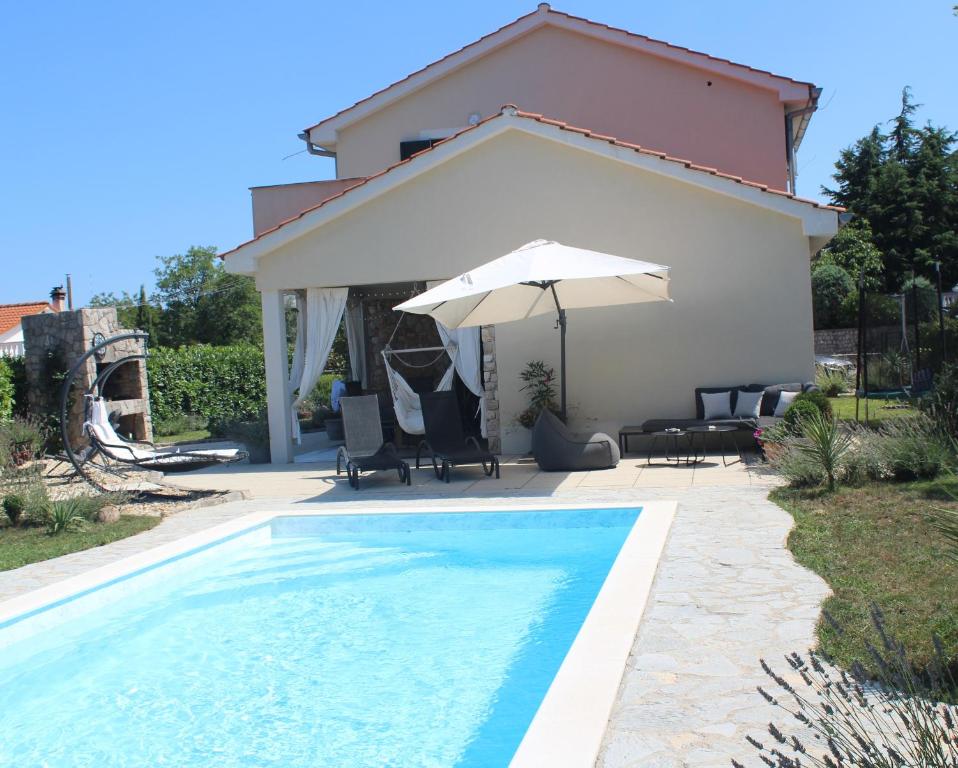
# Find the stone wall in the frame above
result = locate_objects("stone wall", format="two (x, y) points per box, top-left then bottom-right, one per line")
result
(360, 295), (447, 397)
(481, 326), (500, 454)
(21, 308), (152, 449)
(813, 325), (903, 357)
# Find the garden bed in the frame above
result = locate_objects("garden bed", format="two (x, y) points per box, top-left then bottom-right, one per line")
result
(772, 476), (958, 681)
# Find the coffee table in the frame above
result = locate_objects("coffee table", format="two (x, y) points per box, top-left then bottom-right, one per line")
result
(686, 425), (742, 466)
(617, 425), (646, 455)
(647, 429), (690, 465)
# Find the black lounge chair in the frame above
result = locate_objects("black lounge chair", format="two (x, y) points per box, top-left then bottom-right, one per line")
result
(336, 395), (410, 489)
(417, 391), (499, 483)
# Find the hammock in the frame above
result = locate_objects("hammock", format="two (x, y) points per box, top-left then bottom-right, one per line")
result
(84, 398), (246, 472)
(381, 346), (457, 435)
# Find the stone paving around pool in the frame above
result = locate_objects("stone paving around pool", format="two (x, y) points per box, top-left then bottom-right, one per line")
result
(0, 460), (828, 767)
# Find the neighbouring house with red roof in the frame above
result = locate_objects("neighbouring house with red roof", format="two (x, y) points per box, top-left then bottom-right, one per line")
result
(0, 288), (66, 358)
(223, 4), (845, 462)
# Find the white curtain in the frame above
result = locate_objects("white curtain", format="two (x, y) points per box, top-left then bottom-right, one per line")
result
(344, 300), (367, 387)
(436, 321), (486, 437)
(287, 291), (306, 404)
(290, 287), (349, 441)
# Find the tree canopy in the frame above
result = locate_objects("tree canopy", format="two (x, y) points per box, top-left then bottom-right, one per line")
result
(824, 88), (958, 291)
(89, 246), (261, 347)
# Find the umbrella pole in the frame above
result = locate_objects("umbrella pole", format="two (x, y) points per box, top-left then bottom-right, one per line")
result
(550, 284), (567, 422)
(559, 308), (567, 421)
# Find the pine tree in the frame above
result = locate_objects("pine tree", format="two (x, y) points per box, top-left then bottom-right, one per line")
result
(825, 88), (958, 291)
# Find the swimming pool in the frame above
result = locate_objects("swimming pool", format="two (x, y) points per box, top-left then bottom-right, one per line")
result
(0, 505), (672, 767)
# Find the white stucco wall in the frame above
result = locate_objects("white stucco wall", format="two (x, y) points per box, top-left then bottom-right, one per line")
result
(245, 129), (819, 454)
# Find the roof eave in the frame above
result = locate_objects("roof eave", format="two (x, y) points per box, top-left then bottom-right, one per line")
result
(226, 107), (840, 274)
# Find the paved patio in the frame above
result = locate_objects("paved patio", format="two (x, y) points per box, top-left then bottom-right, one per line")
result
(0, 454), (828, 767)
(166, 448), (779, 500)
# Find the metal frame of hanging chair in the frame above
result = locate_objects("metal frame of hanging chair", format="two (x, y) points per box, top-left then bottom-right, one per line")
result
(58, 332), (247, 493)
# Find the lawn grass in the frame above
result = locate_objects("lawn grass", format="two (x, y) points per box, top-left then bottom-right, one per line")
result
(772, 475), (958, 680)
(0, 516), (161, 571)
(828, 395), (918, 424)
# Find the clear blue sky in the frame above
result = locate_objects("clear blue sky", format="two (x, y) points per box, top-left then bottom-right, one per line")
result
(2, 1), (955, 305)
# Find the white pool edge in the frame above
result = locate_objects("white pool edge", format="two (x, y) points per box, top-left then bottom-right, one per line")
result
(0, 499), (677, 766)
(509, 499), (676, 768)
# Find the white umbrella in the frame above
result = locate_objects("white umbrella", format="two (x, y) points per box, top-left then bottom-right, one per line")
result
(394, 239), (671, 418)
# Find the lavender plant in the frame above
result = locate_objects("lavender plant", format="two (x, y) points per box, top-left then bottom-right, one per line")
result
(734, 607), (958, 767)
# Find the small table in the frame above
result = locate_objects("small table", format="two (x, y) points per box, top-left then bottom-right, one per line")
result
(647, 430), (689, 465)
(618, 425), (646, 455)
(686, 425), (742, 466)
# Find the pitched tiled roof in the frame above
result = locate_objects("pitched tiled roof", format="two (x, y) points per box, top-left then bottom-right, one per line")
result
(224, 105), (842, 260)
(0, 301), (52, 336)
(304, 5), (814, 137)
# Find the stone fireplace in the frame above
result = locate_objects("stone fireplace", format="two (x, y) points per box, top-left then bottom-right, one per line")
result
(21, 307), (153, 449)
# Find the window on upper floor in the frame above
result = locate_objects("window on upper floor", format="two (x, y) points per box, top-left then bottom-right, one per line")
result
(399, 139), (442, 161)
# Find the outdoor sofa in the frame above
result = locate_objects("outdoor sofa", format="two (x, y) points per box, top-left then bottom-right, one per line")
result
(640, 382), (818, 435)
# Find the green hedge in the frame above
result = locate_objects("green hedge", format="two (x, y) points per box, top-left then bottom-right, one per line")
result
(0, 359), (13, 422)
(147, 344), (266, 426)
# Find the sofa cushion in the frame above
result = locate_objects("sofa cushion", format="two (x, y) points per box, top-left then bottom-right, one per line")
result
(701, 390), (733, 420)
(694, 386), (744, 419)
(733, 389), (764, 418)
(749, 382), (802, 416)
(774, 390), (800, 416)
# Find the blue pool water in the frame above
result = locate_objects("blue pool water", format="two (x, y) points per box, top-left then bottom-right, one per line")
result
(0, 507), (640, 767)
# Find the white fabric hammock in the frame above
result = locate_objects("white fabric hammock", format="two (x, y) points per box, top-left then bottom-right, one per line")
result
(381, 348), (457, 435)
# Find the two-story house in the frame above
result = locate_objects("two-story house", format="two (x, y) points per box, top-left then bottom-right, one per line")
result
(223, 5), (843, 462)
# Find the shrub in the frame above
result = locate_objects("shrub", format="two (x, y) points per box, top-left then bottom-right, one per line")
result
(45, 498), (88, 535)
(793, 389), (833, 419)
(769, 442), (825, 487)
(211, 412), (269, 448)
(920, 362), (958, 441)
(838, 290), (901, 328)
(0, 416), (45, 468)
(736, 607), (958, 768)
(2, 495), (24, 526)
(811, 263), (854, 329)
(0, 359), (13, 423)
(300, 373), (339, 412)
(153, 413), (207, 438)
(781, 399), (821, 434)
(0, 461), (49, 527)
(842, 422), (891, 483)
(876, 414), (953, 481)
(147, 344), (266, 427)
(795, 411), (853, 491)
(815, 365), (850, 397)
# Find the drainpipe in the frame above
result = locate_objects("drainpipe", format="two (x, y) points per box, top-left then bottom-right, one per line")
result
(298, 131), (337, 177)
(784, 87), (821, 195)
(297, 132), (336, 158)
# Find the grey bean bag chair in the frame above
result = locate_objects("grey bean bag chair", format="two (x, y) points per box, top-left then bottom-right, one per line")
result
(531, 410), (620, 472)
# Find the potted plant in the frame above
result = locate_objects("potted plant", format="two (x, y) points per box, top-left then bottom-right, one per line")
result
(516, 360), (560, 429)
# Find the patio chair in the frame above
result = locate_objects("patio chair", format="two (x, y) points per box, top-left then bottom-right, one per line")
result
(417, 391), (499, 483)
(85, 398), (247, 473)
(531, 409), (619, 472)
(336, 395), (410, 490)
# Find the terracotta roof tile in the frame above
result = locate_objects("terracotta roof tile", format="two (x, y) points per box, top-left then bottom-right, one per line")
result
(0, 301), (52, 337)
(304, 6), (814, 137)
(222, 106), (842, 259)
